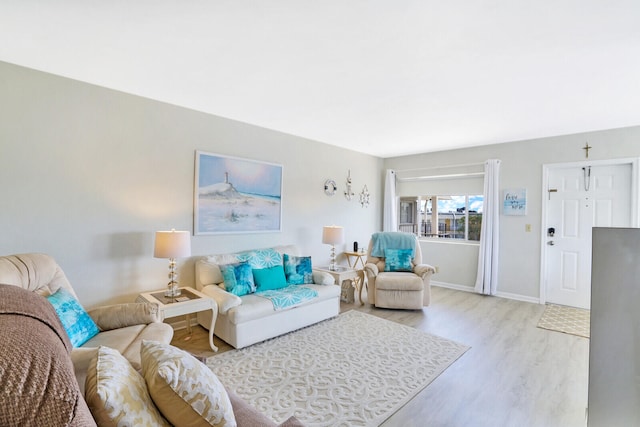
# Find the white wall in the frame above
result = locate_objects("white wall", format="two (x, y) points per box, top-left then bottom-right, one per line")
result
(385, 127), (640, 301)
(0, 61), (382, 308)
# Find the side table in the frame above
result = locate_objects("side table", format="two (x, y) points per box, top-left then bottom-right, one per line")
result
(314, 266), (364, 305)
(343, 250), (367, 270)
(136, 287), (218, 352)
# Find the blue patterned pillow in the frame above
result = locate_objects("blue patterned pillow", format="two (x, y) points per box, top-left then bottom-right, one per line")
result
(252, 265), (288, 291)
(283, 254), (313, 285)
(46, 288), (100, 347)
(220, 262), (255, 296)
(384, 248), (414, 272)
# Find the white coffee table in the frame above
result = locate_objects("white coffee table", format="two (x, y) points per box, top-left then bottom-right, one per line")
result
(136, 287), (218, 351)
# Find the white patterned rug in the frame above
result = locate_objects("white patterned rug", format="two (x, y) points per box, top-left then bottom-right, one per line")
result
(207, 310), (469, 426)
(537, 303), (590, 338)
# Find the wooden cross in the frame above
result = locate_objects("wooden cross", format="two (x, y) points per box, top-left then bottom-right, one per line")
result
(583, 143), (592, 158)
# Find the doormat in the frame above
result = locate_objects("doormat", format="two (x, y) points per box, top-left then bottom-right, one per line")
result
(537, 303), (590, 338)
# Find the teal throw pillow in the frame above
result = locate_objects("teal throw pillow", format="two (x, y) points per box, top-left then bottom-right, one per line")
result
(283, 254), (313, 285)
(46, 288), (100, 347)
(220, 262), (255, 296)
(253, 265), (288, 291)
(384, 248), (414, 272)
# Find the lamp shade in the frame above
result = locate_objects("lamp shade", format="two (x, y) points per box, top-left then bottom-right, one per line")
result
(154, 230), (191, 259)
(322, 226), (345, 245)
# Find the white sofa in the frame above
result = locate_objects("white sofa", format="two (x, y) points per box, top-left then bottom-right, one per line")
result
(196, 245), (341, 349)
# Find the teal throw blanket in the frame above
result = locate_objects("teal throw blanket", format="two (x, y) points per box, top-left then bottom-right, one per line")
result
(255, 285), (318, 311)
(370, 232), (416, 257)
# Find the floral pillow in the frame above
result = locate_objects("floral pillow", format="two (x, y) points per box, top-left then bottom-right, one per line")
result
(85, 346), (170, 426)
(283, 254), (313, 285)
(384, 248), (414, 272)
(220, 262), (255, 296)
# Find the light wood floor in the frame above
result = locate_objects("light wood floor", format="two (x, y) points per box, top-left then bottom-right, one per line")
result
(171, 286), (589, 427)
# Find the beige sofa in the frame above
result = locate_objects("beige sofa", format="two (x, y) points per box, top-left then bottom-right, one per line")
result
(0, 253), (174, 392)
(196, 245), (341, 348)
(0, 253), (304, 426)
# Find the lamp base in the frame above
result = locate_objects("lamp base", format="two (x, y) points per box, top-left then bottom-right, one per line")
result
(164, 283), (181, 297)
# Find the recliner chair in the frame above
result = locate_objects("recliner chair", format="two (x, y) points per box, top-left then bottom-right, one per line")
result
(364, 232), (435, 309)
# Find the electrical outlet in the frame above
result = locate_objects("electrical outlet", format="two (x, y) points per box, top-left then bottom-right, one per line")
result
(525, 224), (532, 232)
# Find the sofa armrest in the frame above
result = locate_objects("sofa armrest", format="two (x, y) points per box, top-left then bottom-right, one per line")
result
(313, 270), (335, 285)
(414, 263), (436, 278)
(87, 303), (161, 331)
(200, 284), (242, 315)
(364, 262), (379, 277)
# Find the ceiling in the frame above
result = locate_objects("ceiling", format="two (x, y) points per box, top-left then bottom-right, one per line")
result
(1, 1), (639, 158)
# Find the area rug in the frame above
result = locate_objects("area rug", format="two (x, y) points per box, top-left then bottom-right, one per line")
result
(537, 303), (590, 338)
(206, 310), (469, 426)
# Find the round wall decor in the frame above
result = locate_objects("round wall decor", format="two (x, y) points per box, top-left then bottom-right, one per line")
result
(324, 179), (337, 196)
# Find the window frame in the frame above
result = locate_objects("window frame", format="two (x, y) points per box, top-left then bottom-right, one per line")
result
(398, 194), (483, 243)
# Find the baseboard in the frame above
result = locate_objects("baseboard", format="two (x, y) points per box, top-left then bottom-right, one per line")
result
(432, 281), (541, 304)
(431, 281), (474, 293)
(495, 291), (540, 304)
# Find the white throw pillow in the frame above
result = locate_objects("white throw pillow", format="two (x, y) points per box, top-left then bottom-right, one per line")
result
(85, 346), (170, 427)
(141, 340), (237, 427)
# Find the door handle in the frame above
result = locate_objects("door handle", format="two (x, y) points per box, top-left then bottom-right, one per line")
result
(547, 241), (555, 246)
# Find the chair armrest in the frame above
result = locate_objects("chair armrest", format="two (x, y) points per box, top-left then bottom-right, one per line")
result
(313, 271), (335, 285)
(364, 262), (379, 277)
(87, 303), (161, 331)
(414, 264), (436, 277)
(200, 284), (242, 315)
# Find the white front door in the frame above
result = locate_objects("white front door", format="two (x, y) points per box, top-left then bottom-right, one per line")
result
(544, 163), (632, 309)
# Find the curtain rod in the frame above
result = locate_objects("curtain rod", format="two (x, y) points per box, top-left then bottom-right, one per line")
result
(394, 161), (485, 174)
(398, 171), (485, 182)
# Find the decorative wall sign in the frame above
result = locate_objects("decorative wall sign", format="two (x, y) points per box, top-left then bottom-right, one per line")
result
(194, 151), (282, 234)
(344, 170), (354, 201)
(359, 185), (370, 208)
(503, 188), (526, 215)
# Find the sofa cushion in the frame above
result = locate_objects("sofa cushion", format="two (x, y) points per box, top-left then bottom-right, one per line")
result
(383, 248), (414, 272)
(220, 262), (255, 296)
(227, 284), (340, 324)
(85, 346), (170, 427)
(46, 287), (100, 347)
(283, 254), (313, 285)
(253, 265), (288, 291)
(376, 272), (424, 291)
(141, 340), (236, 427)
(82, 322), (174, 372)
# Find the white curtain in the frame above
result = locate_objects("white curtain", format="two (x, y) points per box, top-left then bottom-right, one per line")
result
(475, 159), (501, 295)
(383, 169), (397, 232)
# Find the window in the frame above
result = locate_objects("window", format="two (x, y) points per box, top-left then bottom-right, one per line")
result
(399, 195), (483, 242)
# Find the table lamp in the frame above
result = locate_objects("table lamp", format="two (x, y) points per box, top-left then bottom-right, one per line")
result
(154, 229), (191, 297)
(322, 225), (344, 271)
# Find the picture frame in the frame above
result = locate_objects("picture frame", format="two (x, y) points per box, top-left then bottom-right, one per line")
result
(503, 188), (527, 216)
(194, 151), (283, 235)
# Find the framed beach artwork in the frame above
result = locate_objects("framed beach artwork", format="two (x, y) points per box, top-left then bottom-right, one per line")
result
(503, 188), (527, 216)
(194, 151), (283, 235)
